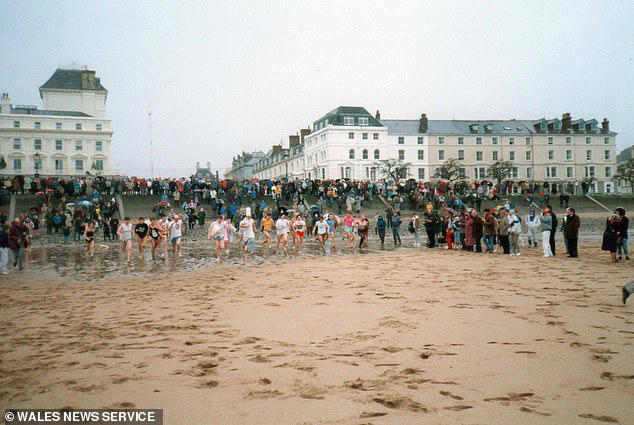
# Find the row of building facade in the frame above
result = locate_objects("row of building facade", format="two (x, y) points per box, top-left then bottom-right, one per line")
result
(0, 68), (113, 177)
(233, 106), (626, 194)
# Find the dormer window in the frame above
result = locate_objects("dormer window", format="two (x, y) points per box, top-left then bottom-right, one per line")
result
(343, 116), (355, 125)
(484, 124), (493, 133)
(358, 117), (369, 126)
(469, 124), (479, 133)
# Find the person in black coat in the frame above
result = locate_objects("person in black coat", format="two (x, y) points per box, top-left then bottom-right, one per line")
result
(547, 204), (557, 256)
(601, 214), (619, 263)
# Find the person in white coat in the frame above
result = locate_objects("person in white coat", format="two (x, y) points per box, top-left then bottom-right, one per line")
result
(525, 209), (541, 248)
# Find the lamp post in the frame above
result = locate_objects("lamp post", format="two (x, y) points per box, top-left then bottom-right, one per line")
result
(33, 152), (41, 176)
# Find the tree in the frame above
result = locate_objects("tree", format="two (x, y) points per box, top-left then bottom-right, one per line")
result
(374, 159), (411, 182)
(0, 156), (6, 170)
(433, 158), (463, 183)
(614, 158), (634, 193)
(486, 160), (514, 186)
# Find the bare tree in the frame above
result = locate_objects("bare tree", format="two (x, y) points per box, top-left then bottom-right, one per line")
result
(433, 158), (463, 183)
(486, 160), (514, 186)
(374, 159), (412, 182)
(614, 159), (634, 193)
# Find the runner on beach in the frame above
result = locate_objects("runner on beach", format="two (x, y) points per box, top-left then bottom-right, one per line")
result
(260, 213), (274, 252)
(135, 217), (149, 256)
(158, 215), (169, 260)
(117, 217), (133, 263)
(292, 214), (306, 255)
(208, 215), (227, 262)
(275, 214), (290, 256)
(149, 218), (162, 260)
(313, 215), (329, 254)
(168, 215), (183, 257)
(239, 213), (257, 263)
(343, 211), (356, 246)
(83, 221), (95, 259)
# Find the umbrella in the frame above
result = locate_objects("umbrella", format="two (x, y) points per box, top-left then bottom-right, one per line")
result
(77, 200), (93, 207)
(46, 188), (54, 193)
(35, 191), (45, 197)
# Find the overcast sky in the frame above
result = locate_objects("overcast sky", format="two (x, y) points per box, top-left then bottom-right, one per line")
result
(1, 0), (633, 177)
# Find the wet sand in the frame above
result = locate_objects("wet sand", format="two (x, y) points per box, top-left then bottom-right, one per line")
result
(1, 246), (633, 424)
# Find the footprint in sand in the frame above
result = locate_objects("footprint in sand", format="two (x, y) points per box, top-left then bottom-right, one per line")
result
(439, 390), (463, 400)
(444, 405), (473, 411)
(244, 390), (283, 399)
(578, 413), (619, 423)
(359, 412), (388, 418)
(373, 395), (428, 412)
(579, 386), (605, 391)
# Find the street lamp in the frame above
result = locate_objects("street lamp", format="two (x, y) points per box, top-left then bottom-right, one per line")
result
(33, 152), (41, 176)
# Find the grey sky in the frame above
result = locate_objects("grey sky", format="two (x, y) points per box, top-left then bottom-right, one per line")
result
(1, 0), (633, 177)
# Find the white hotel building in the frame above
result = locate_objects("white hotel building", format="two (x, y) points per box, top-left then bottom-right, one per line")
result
(0, 68), (113, 177)
(254, 106), (619, 194)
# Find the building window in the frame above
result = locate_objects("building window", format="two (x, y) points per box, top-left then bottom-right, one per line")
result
(605, 166), (612, 178)
(566, 136), (571, 144)
(348, 132), (354, 139)
(492, 137), (498, 145)
(34, 122), (41, 129)
(603, 137), (609, 144)
(362, 132), (368, 140)
(373, 133), (378, 140)
(546, 166), (557, 178)
(362, 149), (368, 159)
(398, 150), (405, 160)
(55, 159), (64, 171)
(509, 151), (515, 161)
(526, 167), (532, 179)
(75, 159), (84, 171)
(418, 168), (425, 180)
(492, 151), (498, 161)
(349, 149), (355, 159)
(55, 140), (63, 150)
(398, 136), (404, 144)
(585, 166), (595, 178)
(358, 117), (368, 126)
(75, 140), (82, 151)
(12, 139), (21, 150)
(458, 150), (464, 160)
(13, 159), (21, 170)
(343, 116), (354, 125)
(511, 167), (518, 178)
(34, 139), (42, 150)
(438, 150), (445, 160)
(566, 150), (572, 160)
(567, 166), (574, 178)
(13, 121), (20, 128)
(458, 168), (466, 179)
(75, 123), (82, 130)
(548, 150), (554, 160)
(474, 167), (486, 179)
(525, 137), (531, 145)
(417, 136), (424, 144)
(34, 158), (42, 171)
(548, 137), (554, 145)
(418, 150), (425, 160)
(525, 151), (531, 160)
(438, 137), (444, 144)
(476, 137), (482, 145)
(585, 137), (591, 144)
(374, 149), (380, 160)
(458, 137), (464, 145)
(476, 151), (483, 161)
(509, 137), (515, 145)
(56, 122), (62, 129)
(96, 124), (102, 131)
(96, 141), (103, 152)
(586, 150), (592, 160)
(604, 150), (610, 160)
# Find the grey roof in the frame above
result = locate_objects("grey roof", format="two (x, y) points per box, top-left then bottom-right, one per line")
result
(314, 106), (383, 128)
(380, 119), (535, 135)
(11, 106), (91, 117)
(40, 69), (107, 95)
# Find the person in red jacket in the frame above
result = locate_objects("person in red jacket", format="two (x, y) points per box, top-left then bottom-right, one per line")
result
(8, 218), (29, 270)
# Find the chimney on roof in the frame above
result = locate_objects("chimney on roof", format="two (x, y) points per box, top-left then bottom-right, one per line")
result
(272, 145), (282, 154)
(601, 118), (609, 133)
(0, 92), (11, 114)
(561, 113), (572, 133)
(375, 110), (381, 120)
(419, 113), (428, 133)
(196, 161), (200, 169)
(300, 128), (311, 143)
(80, 70), (96, 89)
(289, 135), (300, 148)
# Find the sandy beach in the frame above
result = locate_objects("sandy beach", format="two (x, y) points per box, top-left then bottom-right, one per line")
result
(1, 247), (633, 424)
